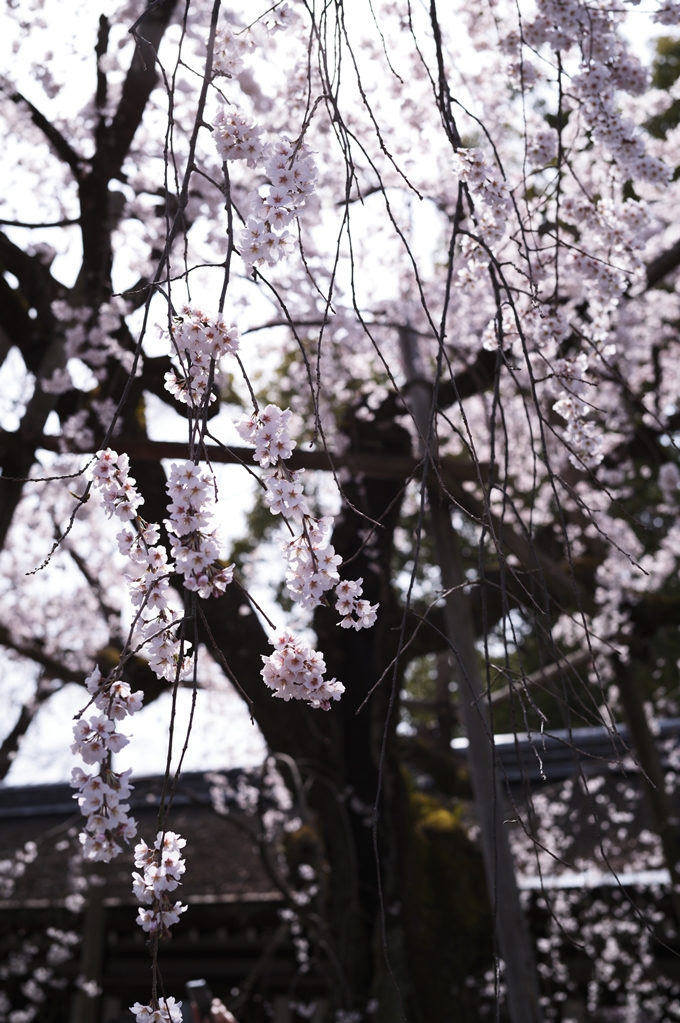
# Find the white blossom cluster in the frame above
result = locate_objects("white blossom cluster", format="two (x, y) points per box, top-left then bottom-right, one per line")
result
(71, 452), (198, 861)
(652, 0), (680, 24)
(237, 406), (327, 608)
(282, 516), (343, 610)
(128, 833), (187, 1023)
(131, 831), (187, 937)
(280, 905), (312, 972)
(503, 772), (680, 1019)
(0, 929), (75, 1022)
(240, 138), (317, 270)
(116, 522), (171, 615)
(212, 108), (266, 167)
(92, 449), (190, 679)
(70, 665), (140, 860)
(163, 306), (240, 410)
(264, 3), (296, 32)
(236, 403), (379, 629)
(525, 128), (558, 169)
(516, 0), (668, 183)
(0, 842), (38, 900)
(92, 448), (144, 521)
(46, 928), (80, 967)
(165, 460), (234, 599)
(452, 148), (511, 216)
(560, 196), (650, 303)
(261, 630), (345, 711)
(549, 353), (604, 470)
(44, 297), (136, 396)
(210, 18), (318, 270)
(211, 108), (317, 269)
(335, 578), (379, 631)
(213, 5), (296, 79)
(130, 997), (183, 1023)
(235, 404), (296, 466)
(570, 64), (669, 185)
(212, 23), (253, 77)
(140, 620), (195, 682)
(92, 449), (198, 679)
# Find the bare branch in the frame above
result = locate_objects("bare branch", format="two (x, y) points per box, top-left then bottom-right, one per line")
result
(0, 623), (87, 685)
(1, 84), (84, 179)
(0, 218), (79, 229)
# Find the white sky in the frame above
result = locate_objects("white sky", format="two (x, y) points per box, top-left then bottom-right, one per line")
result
(4, 678), (266, 787)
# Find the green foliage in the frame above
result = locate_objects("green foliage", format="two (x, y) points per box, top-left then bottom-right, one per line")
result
(647, 37), (680, 138)
(395, 783), (493, 1022)
(652, 36), (680, 90)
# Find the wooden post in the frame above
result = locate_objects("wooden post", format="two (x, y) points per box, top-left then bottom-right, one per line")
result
(72, 885), (106, 1023)
(398, 326), (543, 1023)
(615, 658), (680, 925)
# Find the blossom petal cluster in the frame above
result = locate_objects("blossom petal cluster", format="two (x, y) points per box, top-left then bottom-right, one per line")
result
(116, 520), (171, 616)
(570, 64), (669, 184)
(452, 148), (511, 216)
(235, 404), (378, 707)
(74, 453), (201, 859)
(212, 24), (252, 78)
(261, 630), (345, 711)
(236, 403), (379, 625)
(45, 297), (136, 393)
(129, 997), (183, 1023)
(335, 578), (379, 631)
(240, 138), (316, 269)
(211, 103), (316, 270)
(92, 450), (190, 678)
(92, 448), (144, 521)
(549, 353), (604, 470)
(518, 0), (667, 182)
(235, 406), (347, 609)
(92, 448), (215, 678)
(70, 667), (140, 861)
(165, 460), (234, 598)
(283, 517), (343, 610)
(212, 108), (265, 167)
(163, 306), (240, 410)
(235, 404), (296, 466)
(0, 841), (38, 900)
(132, 832), (187, 937)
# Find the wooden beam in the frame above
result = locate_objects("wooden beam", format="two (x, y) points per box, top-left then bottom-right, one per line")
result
(397, 325), (543, 1023)
(489, 650), (592, 704)
(35, 434), (485, 481)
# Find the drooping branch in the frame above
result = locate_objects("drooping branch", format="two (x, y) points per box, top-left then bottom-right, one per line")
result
(444, 476), (598, 617)
(489, 649), (592, 705)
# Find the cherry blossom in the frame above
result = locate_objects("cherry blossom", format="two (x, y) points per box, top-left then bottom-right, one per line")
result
(162, 307), (240, 411)
(131, 832), (187, 938)
(261, 630), (345, 711)
(129, 997), (183, 1023)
